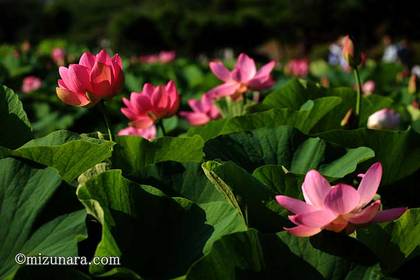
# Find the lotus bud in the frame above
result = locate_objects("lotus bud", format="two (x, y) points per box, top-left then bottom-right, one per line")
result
(408, 75), (417, 94)
(367, 109), (400, 130)
(342, 35), (361, 68)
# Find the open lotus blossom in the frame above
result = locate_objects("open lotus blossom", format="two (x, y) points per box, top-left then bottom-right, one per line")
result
(56, 49), (123, 107)
(139, 51), (176, 64)
(51, 47), (66, 66)
(208, 53), (276, 100)
(22, 76), (42, 93)
(121, 81), (180, 129)
(367, 108), (400, 130)
(117, 125), (156, 141)
(179, 94), (220, 126)
(285, 58), (309, 77)
(276, 162), (406, 237)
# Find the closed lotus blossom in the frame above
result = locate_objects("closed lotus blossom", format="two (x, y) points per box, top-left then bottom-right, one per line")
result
(276, 162), (406, 237)
(208, 53), (276, 100)
(342, 35), (358, 68)
(180, 94), (220, 126)
(285, 58), (309, 77)
(117, 125), (156, 141)
(139, 51), (176, 64)
(56, 49), (123, 107)
(121, 81), (180, 129)
(362, 80), (375, 95)
(22, 76), (42, 93)
(367, 109), (400, 130)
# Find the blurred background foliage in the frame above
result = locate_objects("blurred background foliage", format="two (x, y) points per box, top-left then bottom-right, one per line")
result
(2, 0), (420, 57)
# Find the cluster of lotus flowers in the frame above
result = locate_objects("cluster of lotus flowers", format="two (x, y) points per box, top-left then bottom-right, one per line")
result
(16, 40), (407, 137)
(54, 49), (277, 139)
(40, 48), (409, 238)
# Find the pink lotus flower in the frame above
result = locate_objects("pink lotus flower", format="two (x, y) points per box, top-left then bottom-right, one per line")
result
(180, 94), (220, 126)
(139, 51), (176, 64)
(51, 48), (66, 66)
(121, 81), (180, 129)
(117, 125), (156, 141)
(285, 58), (309, 77)
(22, 76), (42, 93)
(367, 109), (400, 130)
(208, 53), (276, 100)
(56, 49), (123, 107)
(276, 162), (406, 237)
(362, 80), (375, 95)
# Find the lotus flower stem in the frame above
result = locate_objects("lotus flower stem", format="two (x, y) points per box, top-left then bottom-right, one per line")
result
(353, 66), (362, 116)
(99, 101), (113, 142)
(158, 120), (166, 136)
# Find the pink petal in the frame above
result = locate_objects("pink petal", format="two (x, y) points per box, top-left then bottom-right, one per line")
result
(302, 170), (331, 208)
(90, 62), (112, 84)
(203, 94), (220, 118)
(79, 51), (96, 70)
(201, 94), (214, 110)
(275, 195), (317, 214)
(118, 125), (156, 141)
(69, 64), (91, 92)
(151, 86), (170, 113)
(346, 200), (381, 224)
(59, 65), (89, 94)
(252, 60), (276, 80)
(167, 81), (180, 114)
(130, 115), (155, 129)
(121, 107), (137, 120)
(56, 87), (90, 107)
(165, 80), (176, 94)
(357, 162), (382, 207)
(188, 99), (204, 113)
(112, 53), (123, 69)
(324, 184), (360, 214)
(143, 83), (155, 97)
(90, 60), (113, 97)
(208, 106), (220, 119)
(122, 97), (134, 110)
(372, 207), (407, 223)
(141, 125), (157, 140)
(235, 53), (256, 82)
(209, 61), (231, 81)
(168, 94), (180, 116)
(284, 225), (321, 237)
(58, 79), (67, 89)
(95, 49), (112, 65)
(247, 61), (276, 89)
(91, 80), (113, 98)
(111, 54), (123, 92)
(247, 76), (274, 90)
(117, 127), (137, 136)
(207, 82), (241, 99)
(291, 209), (337, 228)
(179, 112), (210, 126)
(131, 94), (152, 114)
